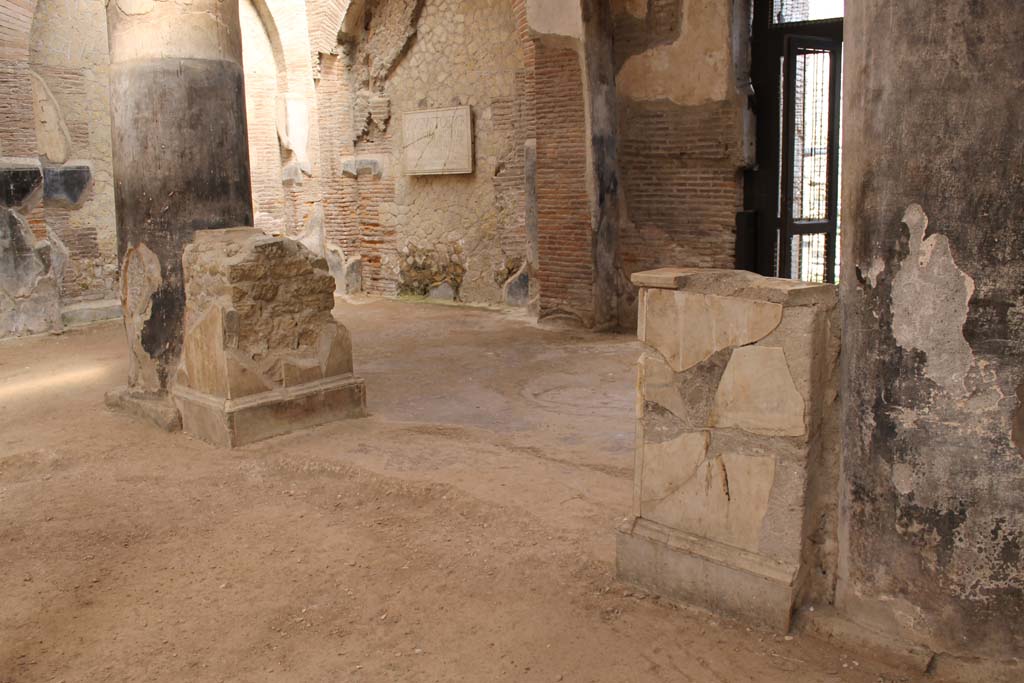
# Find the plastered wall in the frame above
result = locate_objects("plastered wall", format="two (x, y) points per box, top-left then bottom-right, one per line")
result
(840, 0), (1024, 662)
(28, 0), (117, 303)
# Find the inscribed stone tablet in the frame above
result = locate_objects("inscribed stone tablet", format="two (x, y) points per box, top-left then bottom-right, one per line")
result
(402, 106), (473, 175)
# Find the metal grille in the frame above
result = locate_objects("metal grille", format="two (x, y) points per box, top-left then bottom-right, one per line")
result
(773, 0), (843, 24)
(780, 39), (841, 284)
(791, 48), (830, 222)
(791, 234), (827, 282)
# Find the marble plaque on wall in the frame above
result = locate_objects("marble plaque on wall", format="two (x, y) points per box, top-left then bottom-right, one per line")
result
(402, 106), (473, 175)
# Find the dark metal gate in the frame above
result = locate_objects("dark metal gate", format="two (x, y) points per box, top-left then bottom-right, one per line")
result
(744, 1), (843, 283)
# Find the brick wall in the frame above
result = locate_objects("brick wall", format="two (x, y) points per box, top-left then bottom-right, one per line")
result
(618, 98), (742, 275)
(256, 0), (323, 236)
(533, 40), (594, 322)
(241, 0), (288, 233)
(0, 0), (37, 156)
(356, 175), (397, 295)
(613, 0), (745, 281)
(28, 0), (118, 301)
(310, 0), (530, 302)
(315, 54), (358, 252)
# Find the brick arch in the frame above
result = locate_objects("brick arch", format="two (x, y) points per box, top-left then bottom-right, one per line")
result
(247, 0), (290, 95)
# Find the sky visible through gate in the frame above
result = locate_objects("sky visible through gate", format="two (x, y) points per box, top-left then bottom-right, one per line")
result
(774, 0), (844, 23)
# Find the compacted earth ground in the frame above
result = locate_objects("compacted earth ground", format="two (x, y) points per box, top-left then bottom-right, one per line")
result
(2, 298), (933, 682)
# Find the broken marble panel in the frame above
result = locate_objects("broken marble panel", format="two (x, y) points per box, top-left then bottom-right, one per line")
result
(0, 159), (44, 209)
(638, 349), (729, 431)
(710, 346), (806, 437)
(639, 288), (782, 372)
(120, 242), (163, 392)
(640, 429), (776, 554)
(42, 164), (93, 207)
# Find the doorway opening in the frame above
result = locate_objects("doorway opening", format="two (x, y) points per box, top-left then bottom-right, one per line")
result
(746, 0), (844, 283)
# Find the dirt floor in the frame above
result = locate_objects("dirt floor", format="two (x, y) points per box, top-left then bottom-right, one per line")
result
(1, 298), (933, 682)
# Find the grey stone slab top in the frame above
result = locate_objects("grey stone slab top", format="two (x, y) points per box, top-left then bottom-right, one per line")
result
(631, 267), (836, 307)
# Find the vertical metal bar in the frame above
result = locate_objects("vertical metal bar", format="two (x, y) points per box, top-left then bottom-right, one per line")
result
(824, 41), (843, 284)
(779, 38), (799, 280)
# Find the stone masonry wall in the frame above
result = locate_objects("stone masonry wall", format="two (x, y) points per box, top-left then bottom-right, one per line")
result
(180, 230), (343, 394)
(327, 0), (531, 303)
(174, 228), (365, 447)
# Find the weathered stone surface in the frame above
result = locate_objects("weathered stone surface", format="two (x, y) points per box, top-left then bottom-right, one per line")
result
(631, 267), (837, 308)
(30, 71), (72, 164)
(319, 324), (354, 376)
(173, 228), (366, 446)
(61, 299), (122, 327)
(104, 386), (181, 432)
(0, 208), (64, 338)
(638, 349), (728, 431)
(503, 265), (530, 307)
(640, 288), (782, 372)
(339, 157), (383, 179)
(427, 281), (455, 301)
(344, 256), (363, 295)
(120, 242), (163, 392)
(42, 163), (93, 207)
(711, 346), (805, 437)
(617, 517), (799, 632)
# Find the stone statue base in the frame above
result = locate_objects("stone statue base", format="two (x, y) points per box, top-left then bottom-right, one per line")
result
(171, 228), (366, 447)
(617, 267), (839, 631)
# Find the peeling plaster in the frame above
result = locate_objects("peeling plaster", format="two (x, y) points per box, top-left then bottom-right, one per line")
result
(863, 257), (885, 288)
(615, 0), (731, 106)
(526, 0), (583, 39)
(115, 0), (155, 15)
(891, 204), (975, 393)
(120, 243), (163, 392)
(29, 71), (72, 164)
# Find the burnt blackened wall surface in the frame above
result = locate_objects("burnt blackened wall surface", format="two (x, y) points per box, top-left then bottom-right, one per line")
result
(840, 1), (1024, 659)
(581, 0), (622, 329)
(109, 60), (252, 389)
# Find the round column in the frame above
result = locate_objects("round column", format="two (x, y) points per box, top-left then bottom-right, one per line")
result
(840, 0), (1024, 659)
(107, 0), (253, 393)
